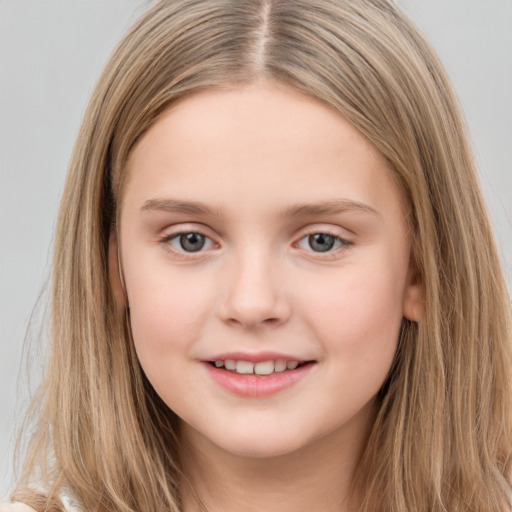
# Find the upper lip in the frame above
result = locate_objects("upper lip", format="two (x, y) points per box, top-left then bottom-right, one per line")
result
(202, 351), (314, 363)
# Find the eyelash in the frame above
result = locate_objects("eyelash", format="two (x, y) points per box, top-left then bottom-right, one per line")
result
(295, 231), (352, 256)
(159, 229), (352, 259)
(161, 231), (216, 257)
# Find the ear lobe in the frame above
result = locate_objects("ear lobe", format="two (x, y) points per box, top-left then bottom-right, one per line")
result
(403, 259), (424, 322)
(108, 234), (127, 311)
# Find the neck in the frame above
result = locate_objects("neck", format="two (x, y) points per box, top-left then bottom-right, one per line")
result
(179, 405), (374, 512)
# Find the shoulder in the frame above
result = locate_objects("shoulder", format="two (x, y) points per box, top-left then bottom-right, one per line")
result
(0, 504), (37, 512)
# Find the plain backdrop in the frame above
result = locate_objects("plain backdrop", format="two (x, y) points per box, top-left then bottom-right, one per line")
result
(1, 0), (511, 499)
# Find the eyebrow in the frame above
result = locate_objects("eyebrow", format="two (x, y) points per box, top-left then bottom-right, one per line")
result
(281, 199), (379, 218)
(140, 197), (378, 218)
(140, 198), (221, 216)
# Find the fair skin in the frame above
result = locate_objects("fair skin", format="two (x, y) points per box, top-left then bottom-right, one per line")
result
(114, 82), (422, 512)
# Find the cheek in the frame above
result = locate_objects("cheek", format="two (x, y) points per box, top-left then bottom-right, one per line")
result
(125, 268), (219, 412)
(301, 271), (403, 418)
(298, 259), (406, 368)
(125, 266), (216, 361)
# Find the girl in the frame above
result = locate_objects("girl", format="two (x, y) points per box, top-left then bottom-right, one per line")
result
(4, 0), (512, 511)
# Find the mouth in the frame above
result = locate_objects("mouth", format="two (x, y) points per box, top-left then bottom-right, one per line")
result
(202, 353), (317, 397)
(206, 359), (315, 376)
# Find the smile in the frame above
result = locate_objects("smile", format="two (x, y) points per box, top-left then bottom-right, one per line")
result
(209, 359), (305, 375)
(203, 357), (316, 397)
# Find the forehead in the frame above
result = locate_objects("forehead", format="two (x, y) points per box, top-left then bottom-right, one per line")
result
(130, 82), (386, 166)
(122, 82), (403, 220)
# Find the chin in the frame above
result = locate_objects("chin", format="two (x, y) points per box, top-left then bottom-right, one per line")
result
(211, 429), (311, 459)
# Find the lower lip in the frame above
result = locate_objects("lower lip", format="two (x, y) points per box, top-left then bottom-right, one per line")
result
(203, 362), (315, 397)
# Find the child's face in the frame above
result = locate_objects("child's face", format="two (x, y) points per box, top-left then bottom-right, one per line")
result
(117, 82), (422, 459)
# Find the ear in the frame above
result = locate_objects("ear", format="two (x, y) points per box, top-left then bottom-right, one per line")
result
(108, 234), (127, 311)
(402, 256), (424, 322)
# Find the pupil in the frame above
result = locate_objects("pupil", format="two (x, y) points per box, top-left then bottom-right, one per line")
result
(180, 233), (205, 252)
(309, 233), (335, 252)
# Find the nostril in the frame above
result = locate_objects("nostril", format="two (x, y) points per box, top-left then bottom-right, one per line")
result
(224, 315), (283, 328)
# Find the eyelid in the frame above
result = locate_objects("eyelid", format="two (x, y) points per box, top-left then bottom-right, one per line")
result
(168, 232), (215, 251)
(297, 233), (346, 248)
(159, 223), (219, 258)
(294, 223), (353, 241)
(293, 226), (353, 257)
(157, 223), (353, 259)
(160, 222), (217, 240)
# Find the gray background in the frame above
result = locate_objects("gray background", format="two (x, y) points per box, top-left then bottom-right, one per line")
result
(1, 0), (511, 500)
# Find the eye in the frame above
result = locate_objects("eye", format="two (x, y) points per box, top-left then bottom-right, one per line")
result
(166, 232), (214, 253)
(297, 233), (348, 253)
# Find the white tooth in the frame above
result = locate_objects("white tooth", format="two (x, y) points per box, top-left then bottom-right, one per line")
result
(274, 360), (287, 373)
(215, 360), (224, 368)
(225, 360), (236, 370)
(286, 361), (299, 370)
(236, 361), (254, 374)
(254, 361), (275, 375)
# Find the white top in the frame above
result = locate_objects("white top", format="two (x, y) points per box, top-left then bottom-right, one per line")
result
(0, 490), (79, 512)
(0, 505), (37, 512)
(0, 495), (79, 512)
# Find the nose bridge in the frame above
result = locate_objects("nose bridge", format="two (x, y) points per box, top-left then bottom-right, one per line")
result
(219, 243), (289, 328)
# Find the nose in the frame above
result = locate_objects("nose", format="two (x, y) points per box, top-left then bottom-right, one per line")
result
(217, 250), (291, 329)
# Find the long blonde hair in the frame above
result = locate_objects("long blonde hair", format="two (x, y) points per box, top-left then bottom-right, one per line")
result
(13, 1), (512, 511)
